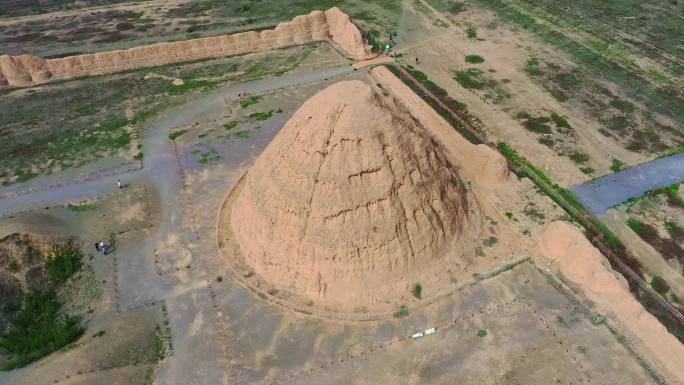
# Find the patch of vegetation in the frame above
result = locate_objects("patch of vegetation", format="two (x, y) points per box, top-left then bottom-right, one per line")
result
(579, 167), (594, 175)
(239, 95), (263, 109)
(0, 290), (83, 370)
(216, 276), (223, 282)
(664, 220), (684, 241)
(229, 130), (250, 140)
(569, 152), (590, 164)
(524, 57), (542, 76)
(248, 110), (276, 121)
(556, 315), (569, 328)
(67, 202), (96, 213)
(167, 79), (217, 96)
(224, 121), (238, 130)
(475, 247), (485, 257)
(46, 240), (82, 285)
(483, 236), (498, 247)
(196, 148), (222, 164)
(550, 113), (571, 129)
(168, 130), (188, 141)
(387, 65), (483, 145)
(651, 276), (670, 296)
(464, 54), (485, 64)
(453, 68), (486, 89)
(626, 217), (644, 236)
(393, 305), (409, 318)
(577, 345), (588, 354)
(466, 25), (477, 39)
(610, 158), (625, 173)
(627, 217), (683, 265)
(411, 283), (422, 299)
(477, 329), (487, 337)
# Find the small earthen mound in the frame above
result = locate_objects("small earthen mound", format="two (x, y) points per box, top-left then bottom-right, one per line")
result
(538, 221), (684, 383)
(221, 81), (480, 308)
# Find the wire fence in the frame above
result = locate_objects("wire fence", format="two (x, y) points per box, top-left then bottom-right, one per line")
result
(389, 63), (684, 327)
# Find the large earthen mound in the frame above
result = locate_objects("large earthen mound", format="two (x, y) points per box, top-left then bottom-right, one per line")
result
(221, 80), (480, 307)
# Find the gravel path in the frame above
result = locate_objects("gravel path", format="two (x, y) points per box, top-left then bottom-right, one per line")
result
(570, 152), (684, 213)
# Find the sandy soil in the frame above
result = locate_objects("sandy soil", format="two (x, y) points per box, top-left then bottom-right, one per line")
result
(538, 221), (684, 385)
(394, 0), (650, 187)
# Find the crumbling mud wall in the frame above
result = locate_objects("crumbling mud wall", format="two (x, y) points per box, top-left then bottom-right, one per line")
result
(538, 221), (684, 385)
(0, 7), (369, 87)
(369, 66), (509, 189)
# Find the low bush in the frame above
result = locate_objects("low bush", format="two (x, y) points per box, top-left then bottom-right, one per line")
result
(411, 283), (422, 299)
(46, 240), (82, 285)
(464, 54), (485, 64)
(0, 290), (83, 370)
(651, 276), (670, 296)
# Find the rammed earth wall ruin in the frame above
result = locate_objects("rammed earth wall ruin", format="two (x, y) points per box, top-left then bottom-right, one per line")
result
(0, 7), (369, 87)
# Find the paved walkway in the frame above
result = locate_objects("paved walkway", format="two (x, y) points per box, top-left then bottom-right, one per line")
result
(570, 152), (684, 213)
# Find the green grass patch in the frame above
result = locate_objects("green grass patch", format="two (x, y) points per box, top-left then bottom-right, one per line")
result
(229, 130), (250, 140)
(651, 276), (670, 296)
(67, 202), (96, 213)
(453, 68), (486, 89)
(569, 152), (590, 164)
(610, 158), (625, 172)
(579, 167), (594, 175)
(411, 283), (422, 299)
(483, 236), (498, 247)
(626, 217), (644, 236)
(196, 148), (222, 164)
(239, 95), (263, 109)
(167, 79), (217, 96)
(477, 329), (487, 337)
(550, 113), (571, 129)
(664, 220), (684, 241)
(168, 129), (188, 141)
(464, 54), (485, 64)
(466, 25), (477, 39)
(248, 110), (276, 121)
(46, 240), (82, 285)
(393, 305), (409, 318)
(224, 121), (238, 130)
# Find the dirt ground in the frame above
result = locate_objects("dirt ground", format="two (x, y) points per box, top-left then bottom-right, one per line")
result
(602, 186), (684, 302)
(392, 0), (681, 187)
(1, 2), (681, 384)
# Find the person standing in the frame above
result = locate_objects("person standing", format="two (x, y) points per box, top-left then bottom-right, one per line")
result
(117, 179), (122, 190)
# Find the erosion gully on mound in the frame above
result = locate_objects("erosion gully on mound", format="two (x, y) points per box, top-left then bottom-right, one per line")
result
(220, 80), (485, 310)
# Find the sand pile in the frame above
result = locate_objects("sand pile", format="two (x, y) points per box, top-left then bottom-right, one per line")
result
(221, 80), (480, 307)
(0, 7), (368, 87)
(538, 221), (684, 384)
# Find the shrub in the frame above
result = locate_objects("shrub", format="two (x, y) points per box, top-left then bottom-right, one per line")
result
(45, 240), (82, 285)
(0, 290), (82, 369)
(550, 113), (571, 129)
(453, 68), (485, 89)
(610, 158), (625, 172)
(393, 305), (409, 318)
(411, 283), (422, 299)
(664, 220), (684, 241)
(239, 95), (262, 109)
(626, 218), (644, 236)
(168, 129), (188, 141)
(579, 167), (594, 175)
(651, 276), (670, 295)
(224, 121), (238, 130)
(216, 276), (223, 282)
(466, 25), (477, 38)
(483, 236), (498, 247)
(477, 329), (487, 337)
(569, 152), (590, 164)
(464, 54), (485, 64)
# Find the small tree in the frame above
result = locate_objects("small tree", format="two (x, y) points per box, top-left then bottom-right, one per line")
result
(651, 276), (670, 295)
(411, 283), (422, 299)
(45, 239), (82, 285)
